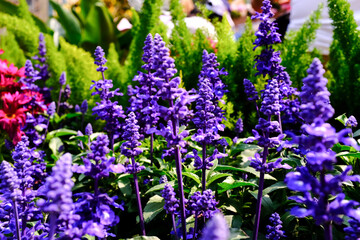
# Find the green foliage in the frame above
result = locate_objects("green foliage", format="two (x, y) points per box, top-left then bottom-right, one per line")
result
(59, 38), (98, 106)
(0, 12), (39, 56)
(125, 0), (162, 83)
(279, 6), (321, 89)
(328, 0), (360, 118)
(0, 30), (26, 66)
(15, 0), (35, 26)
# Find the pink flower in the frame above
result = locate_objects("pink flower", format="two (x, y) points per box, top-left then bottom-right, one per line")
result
(0, 92), (29, 144)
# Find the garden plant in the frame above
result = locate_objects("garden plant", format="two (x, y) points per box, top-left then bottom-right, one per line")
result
(1, 0), (360, 239)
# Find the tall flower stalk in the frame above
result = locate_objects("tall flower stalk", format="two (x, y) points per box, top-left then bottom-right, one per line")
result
(192, 50), (227, 192)
(121, 112), (146, 236)
(285, 58), (360, 240)
(244, 1), (296, 239)
(151, 33), (197, 239)
(91, 46), (125, 149)
(128, 34), (160, 164)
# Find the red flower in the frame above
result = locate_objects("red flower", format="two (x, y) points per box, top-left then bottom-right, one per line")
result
(0, 92), (29, 144)
(0, 49), (4, 55)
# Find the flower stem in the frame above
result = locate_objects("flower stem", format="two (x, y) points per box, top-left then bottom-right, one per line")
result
(150, 133), (154, 165)
(172, 214), (179, 240)
(132, 156), (146, 236)
(13, 200), (21, 240)
(48, 213), (57, 240)
(201, 142), (207, 192)
(324, 223), (333, 240)
(252, 146), (269, 240)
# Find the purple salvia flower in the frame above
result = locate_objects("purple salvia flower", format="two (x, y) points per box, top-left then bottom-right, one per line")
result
(91, 46), (125, 149)
(200, 214), (230, 240)
(72, 134), (124, 237)
(0, 161), (21, 238)
(235, 118), (243, 134)
(346, 115), (358, 128)
(47, 102), (56, 116)
(244, 79), (259, 102)
(161, 184), (179, 214)
(75, 104), (81, 112)
(299, 58), (334, 123)
(285, 59), (360, 239)
(121, 111), (146, 235)
(187, 190), (219, 219)
(260, 79), (281, 117)
(81, 99), (88, 114)
(37, 153), (78, 239)
(32, 33), (50, 83)
(85, 123), (93, 136)
(345, 218), (360, 240)
(266, 212), (286, 240)
(59, 72), (66, 86)
(159, 175), (168, 184)
(94, 46), (108, 72)
(151, 33), (197, 239)
(22, 113), (48, 147)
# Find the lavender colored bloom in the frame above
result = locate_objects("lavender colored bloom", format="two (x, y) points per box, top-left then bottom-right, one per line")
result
(85, 123), (93, 136)
(189, 149), (226, 170)
(91, 47), (125, 148)
(161, 184), (179, 214)
(266, 212), (285, 240)
(345, 218), (360, 240)
(22, 60), (41, 91)
(73, 134), (124, 178)
(121, 112), (143, 159)
(59, 72), (66, 86)
(32, 33), (50, 83)
(0, 161), (21, 201)
(94, 46), (108, 72)
(22, 113), (48, 147)
(47, 102), (56, 116)
(285, 59), (360, 236)
(244, 79), (259, 102)
(200, 214), (230, 240)
(250, 153), (290, 173)
(235, 118), (243, 134)
(187, 190), (219, 219)
(260, 79), (281, 117)
(159, 175), (168, 184)
(75, 104), (81, 112)
(299, 58), (334, 123)
(81, 99), (88, 114)
(347, 115), (358, 128)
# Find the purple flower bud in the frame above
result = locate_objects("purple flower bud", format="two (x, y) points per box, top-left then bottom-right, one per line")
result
(81, 99), (88, 114)
(159, 175), (168, 184)
(266, 212), (286, 240)
(85, 123), (93, 136)
(200, 214), (230, 240)
(94, 46), (108, 72)
(346, 115), (358, 128)
(59, 72), (66, 86)
(235, 118), (243, 134)
(75, 104), (81, 112)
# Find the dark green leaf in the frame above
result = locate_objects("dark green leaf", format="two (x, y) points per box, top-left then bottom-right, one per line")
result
(46, 129), (78, 140)
(182, 172), (201, 184)
(218, 181), (257, 193)
(143, 195), (164, 223)
(145, 181), (175, 195)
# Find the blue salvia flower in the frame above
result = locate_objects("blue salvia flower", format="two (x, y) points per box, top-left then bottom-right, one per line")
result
(85, 123), (93, 136)
(0, 161), (21, 238)
(266, 212), (285, 240)
(235, 118), (243, 134)
(244, 79), (259, 102)
(81, 99), (88, 114)
(345, 218), (360, 240)
(346, 115), (358, 128)
(75, 104), (81, 112)
(22, 60), (41, 92)
(91, 46), (125, 149)
(200, 214), (230, 240)
(59, 72), (66, 86)
(37, 153), (81, 239)
(47, 102), (56, 117)
(22, 113), (48, 147)
(73, 134), (124, 238)
(159, 175), (168, 184)
(187, 190), (219, 219)
(151, 33), (197, 239)
(162, 184), (179, 215)
(285, 59), (360, 239)
(121, 112), (146, 235)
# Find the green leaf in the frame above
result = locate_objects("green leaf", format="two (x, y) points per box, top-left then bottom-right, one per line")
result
(49, 0), (81, 44)
(229, 228), (250, 239)
(145, 181), (175, 195)
(262, 181), (287, 195)
(59, 112), (82, 121)
(117, 177), (132, 197)
(336, 152), (360, 158)
(207, 173), (232, 186)
(354, 129), (360, 137)
(335, 113), (348, 126)
(230, 143), (261, 156)
(182, 172), (201, 184)
(46, 129), (78, 140)
(218, 181), (257, 193)
(81, 2), (115, 45)
(143, 195), (164, 223)
(240, 167), (277, 181)
(49, 137), (63, 156)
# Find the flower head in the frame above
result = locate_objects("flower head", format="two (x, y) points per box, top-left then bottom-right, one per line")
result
(200, 214), (230, 240)
(266, 212), (286, 240)
(161, 184), (179, 214)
